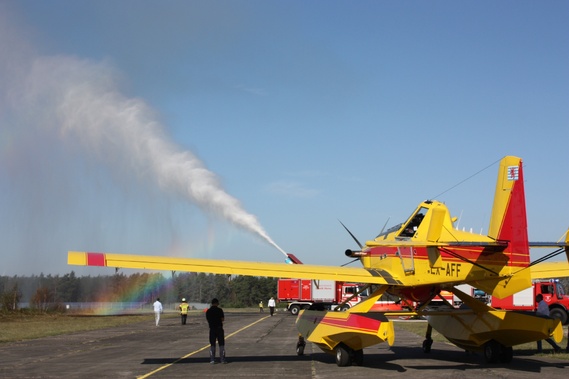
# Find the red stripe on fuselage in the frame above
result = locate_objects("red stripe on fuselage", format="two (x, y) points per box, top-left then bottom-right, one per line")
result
(368, 245), (527, 267)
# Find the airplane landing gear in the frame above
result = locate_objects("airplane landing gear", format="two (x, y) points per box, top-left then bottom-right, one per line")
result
(422, 338), (433, 353)
(334, 343), (364, 367)
(296, 335), (306, 356)
(423, 324), (433, 353)
(483, 340), (513, 363)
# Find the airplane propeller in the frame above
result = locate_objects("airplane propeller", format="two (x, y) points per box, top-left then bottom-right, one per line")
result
(338, 220), (365, 265)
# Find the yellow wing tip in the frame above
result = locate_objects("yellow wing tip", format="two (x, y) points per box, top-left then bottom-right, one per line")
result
(68, 251), (87, 266)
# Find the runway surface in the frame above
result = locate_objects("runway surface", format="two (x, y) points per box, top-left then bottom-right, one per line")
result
(1, 311), (567, 378)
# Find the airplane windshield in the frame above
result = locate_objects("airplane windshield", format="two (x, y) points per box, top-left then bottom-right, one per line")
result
(376, 223), (403, 238)
(399, 207), (428, 237)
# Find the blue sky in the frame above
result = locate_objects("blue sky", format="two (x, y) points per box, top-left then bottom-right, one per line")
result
(1, 1), (568, 276)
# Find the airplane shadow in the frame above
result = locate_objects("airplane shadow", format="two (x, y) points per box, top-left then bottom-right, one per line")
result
(389, 345), (569, 373)
(142, 354), (317, 365)
(142, 346), (569, 373)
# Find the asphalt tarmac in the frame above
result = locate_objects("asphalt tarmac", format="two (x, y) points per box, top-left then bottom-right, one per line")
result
(1, 311), (568, 378)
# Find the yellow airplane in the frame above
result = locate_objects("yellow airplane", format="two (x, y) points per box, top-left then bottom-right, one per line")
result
(68, 156), (569, 367)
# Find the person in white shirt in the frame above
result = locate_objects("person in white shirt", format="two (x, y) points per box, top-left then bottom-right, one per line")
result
(153, 298), (163, 326)
(268, 297), (276, 316)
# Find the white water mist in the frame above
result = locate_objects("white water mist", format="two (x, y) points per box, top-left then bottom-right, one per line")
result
(14, 55), (288, 259)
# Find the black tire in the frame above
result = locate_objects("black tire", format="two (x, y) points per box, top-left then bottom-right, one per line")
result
(335, 344), (351, 367)
(289, 305), (301, 316)
(549, 308), (568, 325)
(484, 340), (500, 363)
(499, 346), (513, 363)
(352, 349), (364, 366)
(296, 345), (305, 356)
(422, 338), (433, 353)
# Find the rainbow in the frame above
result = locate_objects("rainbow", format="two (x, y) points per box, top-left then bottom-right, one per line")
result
(89, 272), (173, 315)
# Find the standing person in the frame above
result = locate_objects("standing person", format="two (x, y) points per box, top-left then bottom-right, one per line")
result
(259, 300), (264, 313)
(179, 298), (190, 325)
(536, 294), (561, 353)
(206, 298), (226, 364)
(268, 297), (276, 316)
(153, 298), (163, 327)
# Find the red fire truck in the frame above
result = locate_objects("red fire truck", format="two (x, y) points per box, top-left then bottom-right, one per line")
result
(277, 279), (364, 315)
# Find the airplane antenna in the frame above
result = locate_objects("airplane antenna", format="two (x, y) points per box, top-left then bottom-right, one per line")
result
(378, 217), (391, 235)
(455, 210), (463, 229)
(430, 157), (501, 199)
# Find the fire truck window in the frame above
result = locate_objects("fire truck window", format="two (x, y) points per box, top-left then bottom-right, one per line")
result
(541, 285), (552, 294)
(557, 284), (566, 297)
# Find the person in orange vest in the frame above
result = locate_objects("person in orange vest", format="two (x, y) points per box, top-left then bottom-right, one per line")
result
(179, 298), (190, 325)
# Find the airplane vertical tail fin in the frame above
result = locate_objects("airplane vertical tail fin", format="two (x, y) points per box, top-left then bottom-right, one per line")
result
(487, 156), (530, 267)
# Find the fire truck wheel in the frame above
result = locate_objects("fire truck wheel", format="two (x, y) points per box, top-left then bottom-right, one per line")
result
(340, 305), (350, 312)
(289, 305), (301, 315)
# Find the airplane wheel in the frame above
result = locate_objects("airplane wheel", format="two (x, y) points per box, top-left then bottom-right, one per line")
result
(352, 349), (364, 366)
(499, 346), (513, 363)
(422, 338), (433, 353)
(289, 305), (301, 315)
(335, 344), (351, 367)
(549, 308), (568, 325)
(296, 344), (305, 356)
(483, 340), (500, 363)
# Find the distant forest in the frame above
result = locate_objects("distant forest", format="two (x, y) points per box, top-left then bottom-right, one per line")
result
(0, 271), (277, 311)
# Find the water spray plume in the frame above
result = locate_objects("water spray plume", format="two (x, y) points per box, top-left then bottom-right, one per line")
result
(14, 54), (288, 258)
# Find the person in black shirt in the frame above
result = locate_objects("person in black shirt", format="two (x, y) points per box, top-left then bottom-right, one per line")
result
(205, 298), (226, 364)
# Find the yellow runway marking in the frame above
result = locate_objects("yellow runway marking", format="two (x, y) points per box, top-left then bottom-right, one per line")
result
(137, 316), (271, 379)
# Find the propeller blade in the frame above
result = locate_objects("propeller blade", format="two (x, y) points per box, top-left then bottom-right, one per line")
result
(341, 258), (360, 267)
(338, 220), (364, 249)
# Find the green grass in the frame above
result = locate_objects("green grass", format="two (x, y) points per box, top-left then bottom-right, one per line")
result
(394, 320), (569, 359)
(0, 312), (177, 343)
(0, 308), (266, 343)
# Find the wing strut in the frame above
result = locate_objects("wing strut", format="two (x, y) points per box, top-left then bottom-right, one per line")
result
(515, 247), (566, 274)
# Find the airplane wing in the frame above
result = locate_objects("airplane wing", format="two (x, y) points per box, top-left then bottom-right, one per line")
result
(528, 234), (569, 279)
(68, 251), (401, 285)
(529, 261), (569, 280)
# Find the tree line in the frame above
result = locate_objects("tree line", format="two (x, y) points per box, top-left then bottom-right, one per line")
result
(0, 271), (277, 312)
